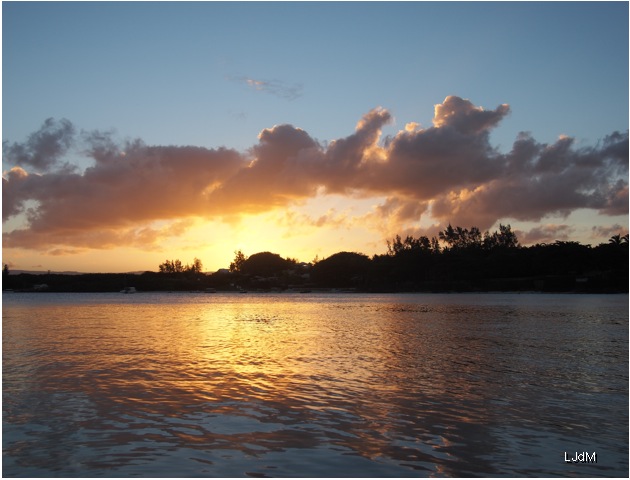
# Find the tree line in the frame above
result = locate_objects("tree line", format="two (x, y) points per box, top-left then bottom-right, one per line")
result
(158, 258), (203, 274)
(2, 225), (628, 293)
(221, 225), (627, 292)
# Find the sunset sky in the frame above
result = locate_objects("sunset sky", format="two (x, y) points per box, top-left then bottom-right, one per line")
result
(3, 1), (629, 273)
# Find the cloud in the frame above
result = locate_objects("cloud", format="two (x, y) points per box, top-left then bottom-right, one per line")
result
(3, 96), (627, 253)
(374, 105), (507, 199)
(3, 132), (247, 250)
(433, 95), (510, 134)
(209, 123), (322, 214)
(276, 208), (353, 232)
(516, 224), (575, 245)
(3, 118), (76, 172)
(590, 223), (629, 241)
(5, 218), (196, 253)
(426, 129), (629, 229)
(231, 75), (303, 100)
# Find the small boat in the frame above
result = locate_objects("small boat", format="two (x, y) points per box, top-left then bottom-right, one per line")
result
(120, 287), (137, 294)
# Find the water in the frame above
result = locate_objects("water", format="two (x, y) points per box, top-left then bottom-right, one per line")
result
(2, 292), (628, 477)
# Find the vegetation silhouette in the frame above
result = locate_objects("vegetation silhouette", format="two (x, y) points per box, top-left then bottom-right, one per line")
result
(238, 252), (296, 277)
(158, 258), (203, 273)
(311, 252), (371, 288)
(2, 227), (627, 293)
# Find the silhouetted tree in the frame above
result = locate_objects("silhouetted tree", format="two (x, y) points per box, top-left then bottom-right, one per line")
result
(609, 234), (623, 246)
(387, 235), (434, 255)
(191, 257), (203, 273)
(2, 263), (9, 289)
(439, 225), (482, 250)
(311, 252), (371, 287)
(430, 236), (441, 254)
(439, 224), (457, 248)
(609, 233), (629, 247)
(240, 252), (295, 277)
(158, 258), (203, 274)
(439, 224), (518, 251)
(483, 224), (519, 250)
(159, 260), (176, 273)
(229, 250), (247, 273)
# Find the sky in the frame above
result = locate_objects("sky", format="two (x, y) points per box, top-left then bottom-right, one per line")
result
(2, 1), (629, 273)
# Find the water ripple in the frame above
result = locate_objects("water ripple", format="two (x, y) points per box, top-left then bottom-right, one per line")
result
(3, 292), (628, 476)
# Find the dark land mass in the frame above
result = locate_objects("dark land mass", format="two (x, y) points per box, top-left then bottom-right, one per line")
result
(3, 236), (627, 294)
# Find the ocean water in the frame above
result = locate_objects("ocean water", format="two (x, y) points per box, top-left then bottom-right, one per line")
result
(2, 292), (628, 477)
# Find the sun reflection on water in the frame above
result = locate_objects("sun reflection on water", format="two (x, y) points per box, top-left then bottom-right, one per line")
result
(3, 292), (628, 477)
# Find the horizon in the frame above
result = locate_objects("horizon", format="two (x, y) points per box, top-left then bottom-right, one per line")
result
(3, 2), (628, 274)
(4, 227), (626, 276)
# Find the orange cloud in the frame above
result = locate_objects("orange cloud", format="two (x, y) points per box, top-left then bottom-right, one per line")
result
(3, 96), (627, 253)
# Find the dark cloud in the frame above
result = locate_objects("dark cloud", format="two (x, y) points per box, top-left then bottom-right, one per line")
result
(426, 128), (629, 229)
(3, 96), (627, 252)
(3, 118), (75, 172)
(433, 95), (510, 134)
(377, 116), (505, 198)
(517, 224), (575, 245)
(590, 224), (628, 241)
(317, 107), (392, 193)
(210, 124), (322, 213)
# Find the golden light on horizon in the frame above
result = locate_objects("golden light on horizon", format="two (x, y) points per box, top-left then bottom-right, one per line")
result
(3, 94), (627, 274)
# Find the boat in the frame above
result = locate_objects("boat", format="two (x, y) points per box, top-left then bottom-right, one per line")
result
(120, 287), (137, 294)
